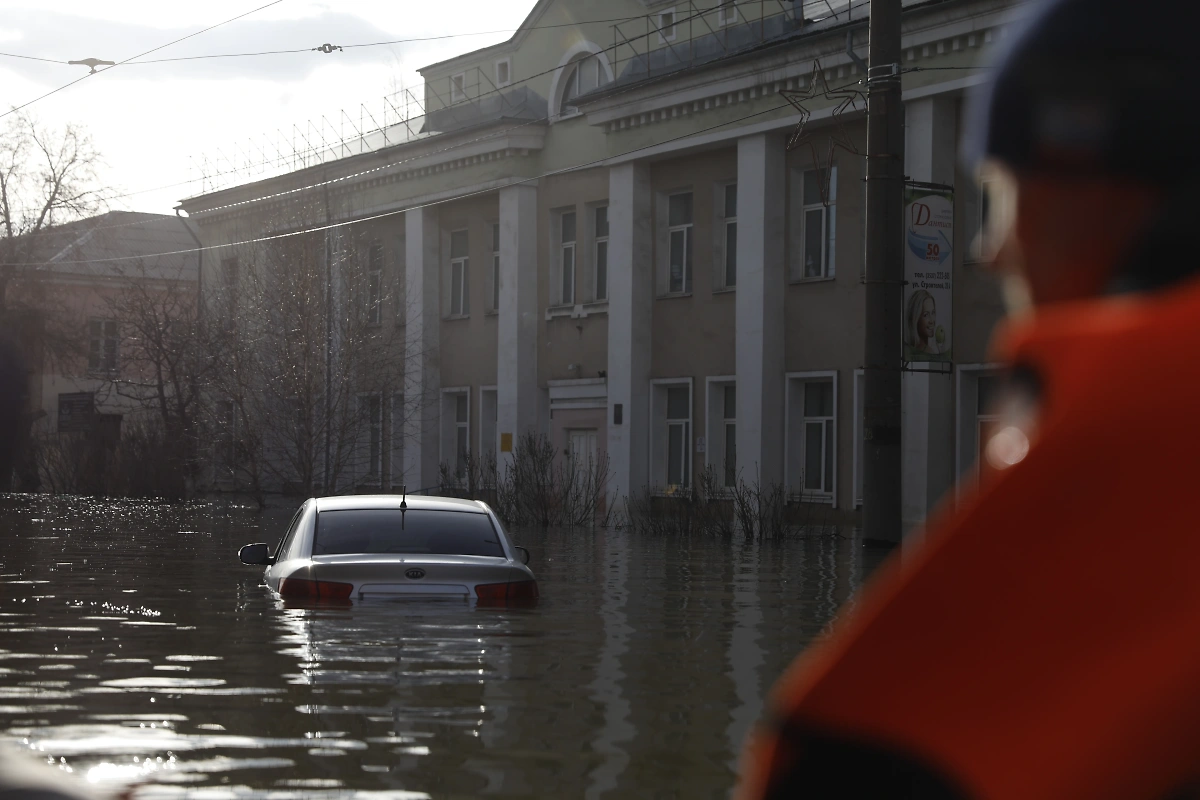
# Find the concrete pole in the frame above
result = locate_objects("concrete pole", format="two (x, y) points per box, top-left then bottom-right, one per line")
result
(863, 0), (905, 544)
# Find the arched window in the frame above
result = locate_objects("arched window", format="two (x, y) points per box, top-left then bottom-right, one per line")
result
(557, 52), (610, 116)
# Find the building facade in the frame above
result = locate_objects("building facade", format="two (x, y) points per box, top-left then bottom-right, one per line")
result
(180, 0), (1021, 526)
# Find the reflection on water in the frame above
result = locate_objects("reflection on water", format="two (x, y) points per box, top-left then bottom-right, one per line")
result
(0, 495), (887, 798)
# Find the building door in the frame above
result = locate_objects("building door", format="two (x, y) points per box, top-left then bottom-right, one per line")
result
(568, 429), (599, 468)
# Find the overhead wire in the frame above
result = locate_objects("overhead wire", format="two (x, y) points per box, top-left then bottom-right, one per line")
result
(9, 0), (870, 211)
(0, 0), (284, 120)
(13, 98), (805, 268)
(175, 0), (873, 207)
(17, 0), (829, 239)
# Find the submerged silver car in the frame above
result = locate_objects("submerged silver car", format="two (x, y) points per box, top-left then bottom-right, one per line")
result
(238, 495), (537, 605)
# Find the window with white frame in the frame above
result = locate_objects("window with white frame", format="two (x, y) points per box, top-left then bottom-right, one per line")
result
(365, 241), (383, 324)
(450, 72), (466, 103)
(790, 166), (838, 280)
(722, 384), (736, 487)
(495, 58), (511, 87)
(449, 229), (469, 316)
(658, 8), (677, 41)
(358, 393), (382, 480)
(717, 0), (738, 26)
(490, 223), (501, 312)
(787, 374), (836, 502)
(652, 381), (692, 489)
(705, 378), (736, 487)
(88, 319), (118, 374)
(720, 182), (737, 289)
(666, 191), (694, 294)
(593, 205), (609, 302)
(559, 54), (607, 116)
(666, 386), (690, 487)
(560, 210), (576, 306)
(390, 393), (405, 488)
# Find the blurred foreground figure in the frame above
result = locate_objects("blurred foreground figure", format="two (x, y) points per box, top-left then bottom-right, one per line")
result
(0, 744), (104, 800)
(738, 1), (1200, 798)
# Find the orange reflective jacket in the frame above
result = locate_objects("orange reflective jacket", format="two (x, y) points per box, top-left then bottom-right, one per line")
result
(738, 276), (1200, 800)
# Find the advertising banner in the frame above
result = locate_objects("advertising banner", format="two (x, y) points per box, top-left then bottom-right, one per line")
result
(904, 184), (954, 363)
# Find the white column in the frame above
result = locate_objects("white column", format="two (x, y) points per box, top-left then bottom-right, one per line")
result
(902, 95), (957, 533)
(404, 206), (440, 491)
(497, 183), (539, 474)
(736, 133), (786, 485)
(606, 162), (652, 500)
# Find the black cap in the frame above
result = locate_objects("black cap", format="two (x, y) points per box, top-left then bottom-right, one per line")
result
(964, 0), (1200, 185)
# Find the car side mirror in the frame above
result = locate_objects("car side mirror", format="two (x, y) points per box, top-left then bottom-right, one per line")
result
(514, 546), (530, 565)
(239, 543), (274, 565)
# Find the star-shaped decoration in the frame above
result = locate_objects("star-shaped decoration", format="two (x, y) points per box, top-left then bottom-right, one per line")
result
(778, 59), (866, 205)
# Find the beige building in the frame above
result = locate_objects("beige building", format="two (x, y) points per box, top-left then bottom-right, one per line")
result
(180, 0), (1020, 526)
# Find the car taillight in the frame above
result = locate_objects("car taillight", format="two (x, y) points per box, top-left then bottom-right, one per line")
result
(474, 580), (539, 606)
(278, 577), (354, 601)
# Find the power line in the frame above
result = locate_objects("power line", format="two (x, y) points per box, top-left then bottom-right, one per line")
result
(183, 0), (871, 195)
(0, 51), (69, 65)
(0, 0), (284, 120)
(16, 1), (880, 242)
(14, 100), (797, 268)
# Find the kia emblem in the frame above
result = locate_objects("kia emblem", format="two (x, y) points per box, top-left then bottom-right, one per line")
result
(405, 568), (425, 580)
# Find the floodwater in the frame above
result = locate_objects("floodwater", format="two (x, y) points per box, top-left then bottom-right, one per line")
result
(0, 494), (888, 799)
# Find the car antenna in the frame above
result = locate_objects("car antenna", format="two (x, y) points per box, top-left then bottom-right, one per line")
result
(400, 485), (407, 529)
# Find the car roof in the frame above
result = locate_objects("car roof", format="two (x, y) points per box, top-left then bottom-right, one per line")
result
(312, 494), (489, 514)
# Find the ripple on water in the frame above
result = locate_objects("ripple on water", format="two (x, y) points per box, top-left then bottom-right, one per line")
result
(0, 495), (881, 798)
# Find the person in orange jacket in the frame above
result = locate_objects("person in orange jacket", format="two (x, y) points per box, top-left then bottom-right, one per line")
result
(737, 0), (1200, 797)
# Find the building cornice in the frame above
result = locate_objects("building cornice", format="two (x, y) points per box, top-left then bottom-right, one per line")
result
(580, 1), (1016, 134)
(184, 123), (547, 223)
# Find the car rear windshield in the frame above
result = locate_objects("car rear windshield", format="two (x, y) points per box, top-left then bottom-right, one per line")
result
(313, 509), (504, 557)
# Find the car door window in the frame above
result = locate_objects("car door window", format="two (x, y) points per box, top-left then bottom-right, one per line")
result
(274, 503), (307, 560)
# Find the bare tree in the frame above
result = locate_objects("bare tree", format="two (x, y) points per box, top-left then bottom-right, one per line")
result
(98, 259), (215, 496)
(205, 201), (417, 500)
(0, 113), (104, 310)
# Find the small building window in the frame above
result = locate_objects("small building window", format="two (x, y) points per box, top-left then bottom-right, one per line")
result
(559, 53), (607, 116)
(659, 8), (677, 42)
(449, 229), (469, 317)
(667, 191), (693, 294)
(722, 384), (737, 487)
(88, 319), (118, 374)
(652, 380), (692, 490)
(491, 223), (501, 313)
(790, 166), (838, 280)
(451, 72), (466, 103)
(560, 211), (577, 306)
(593, 205), (609, 302)
(717, 0), (738, 26)
(495, 58), (511, 87)
(786, 373), (837, 503)
(721, 183), (737, 289)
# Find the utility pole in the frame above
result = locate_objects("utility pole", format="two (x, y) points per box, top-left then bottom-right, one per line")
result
(863, 0), (904, 544)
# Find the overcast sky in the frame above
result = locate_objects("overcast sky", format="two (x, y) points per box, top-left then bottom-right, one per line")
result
(0, 1), (530, 215)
